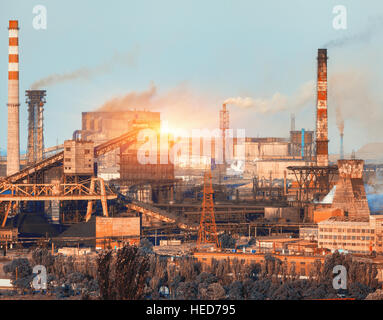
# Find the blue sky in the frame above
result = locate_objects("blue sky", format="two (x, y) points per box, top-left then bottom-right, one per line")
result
(1, 0), (383, 155)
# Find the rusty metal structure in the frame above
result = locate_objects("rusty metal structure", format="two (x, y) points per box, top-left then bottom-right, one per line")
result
(0, 177), (116, 227)
(26, 90), (46, 165)
(197, 170), (219, 248)
(287, 165), (338, 203)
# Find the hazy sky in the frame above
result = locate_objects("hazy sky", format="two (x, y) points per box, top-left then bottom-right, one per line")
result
(1, 0), (383, 155)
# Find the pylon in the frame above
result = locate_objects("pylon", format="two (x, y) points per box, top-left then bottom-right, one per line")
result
(197, 169), (219, 248)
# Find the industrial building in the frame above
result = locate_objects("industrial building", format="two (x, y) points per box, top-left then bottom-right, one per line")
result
(1, 18), (383, 291)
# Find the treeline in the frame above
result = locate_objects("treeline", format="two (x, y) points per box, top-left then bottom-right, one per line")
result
(141, 251), (379, 300)
(1, 243), (381, 300)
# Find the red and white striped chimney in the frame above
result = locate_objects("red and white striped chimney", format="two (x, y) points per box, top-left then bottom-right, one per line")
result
(7, 20), (20, 175)
(316, 48), (329, 167)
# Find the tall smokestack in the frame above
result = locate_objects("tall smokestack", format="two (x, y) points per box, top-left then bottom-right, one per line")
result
(7, 20), (20, 175)
(315, 49), (329, 167)
(220, 103), (229, 165)
(340, 132), (344, 160)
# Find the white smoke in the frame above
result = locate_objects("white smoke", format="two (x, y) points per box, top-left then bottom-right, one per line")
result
(224, 80), (315, 114)
(31, 48), (139, 90)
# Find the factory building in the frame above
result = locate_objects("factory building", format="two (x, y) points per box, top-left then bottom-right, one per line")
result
(57, 216), (141, 249)
(63, 140), (94, 175)
(194, 251), (326, 278)
(80, 111), (174, 182)
(317, 215), (383, 254)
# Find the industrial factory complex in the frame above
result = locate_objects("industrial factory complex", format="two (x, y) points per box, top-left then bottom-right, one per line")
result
(2, 17), (383, 294)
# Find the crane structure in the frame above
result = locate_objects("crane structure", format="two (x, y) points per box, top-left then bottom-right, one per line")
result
(197, 169), (219, 248)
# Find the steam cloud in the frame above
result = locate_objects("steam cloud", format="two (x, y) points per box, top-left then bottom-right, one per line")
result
(224, 80), (315, 114)
(30, 49), (138, 90)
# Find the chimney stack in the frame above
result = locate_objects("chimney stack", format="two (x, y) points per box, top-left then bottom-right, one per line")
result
(315, 49), (329, 167)
(340, 132), (344, 160)
(220, 103), (229, 165)
(7, 20), (20, 175)
(290, 113), (295, 132)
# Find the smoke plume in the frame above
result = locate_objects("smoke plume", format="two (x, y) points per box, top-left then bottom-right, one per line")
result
(224, 80), (315, 114)
(99, 83), (157, 111)
(96, 83), (218, 130)
(335, 106), (344, 135)
(328, 69), (383, 139)
(323, 16), (383, 48)
(31, 49), (138, 90)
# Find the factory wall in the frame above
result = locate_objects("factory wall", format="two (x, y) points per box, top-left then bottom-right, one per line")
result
(254, 159), (315, 180)
(264, 207), (300, 222)
(95, 216), (140, 249)
(244, 141), (289, 159)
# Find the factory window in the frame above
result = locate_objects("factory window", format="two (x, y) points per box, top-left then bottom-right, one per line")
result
(352, 236), (356, 240)
(319, 228), (323, 232)
(66, 147), (71, 151)
(356, 229), (360, 233)
(371, 237), (374, 241)
(352, 229), (356, 233)
(361, 236), (365, 241)
(371, 230), (375, 234)
(65, 158), (71, 162)
(338, 229), (342, 232)
(362, 229), (365, 233)
(366, 236), (370, 240)
(333, 235), (337, 240)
